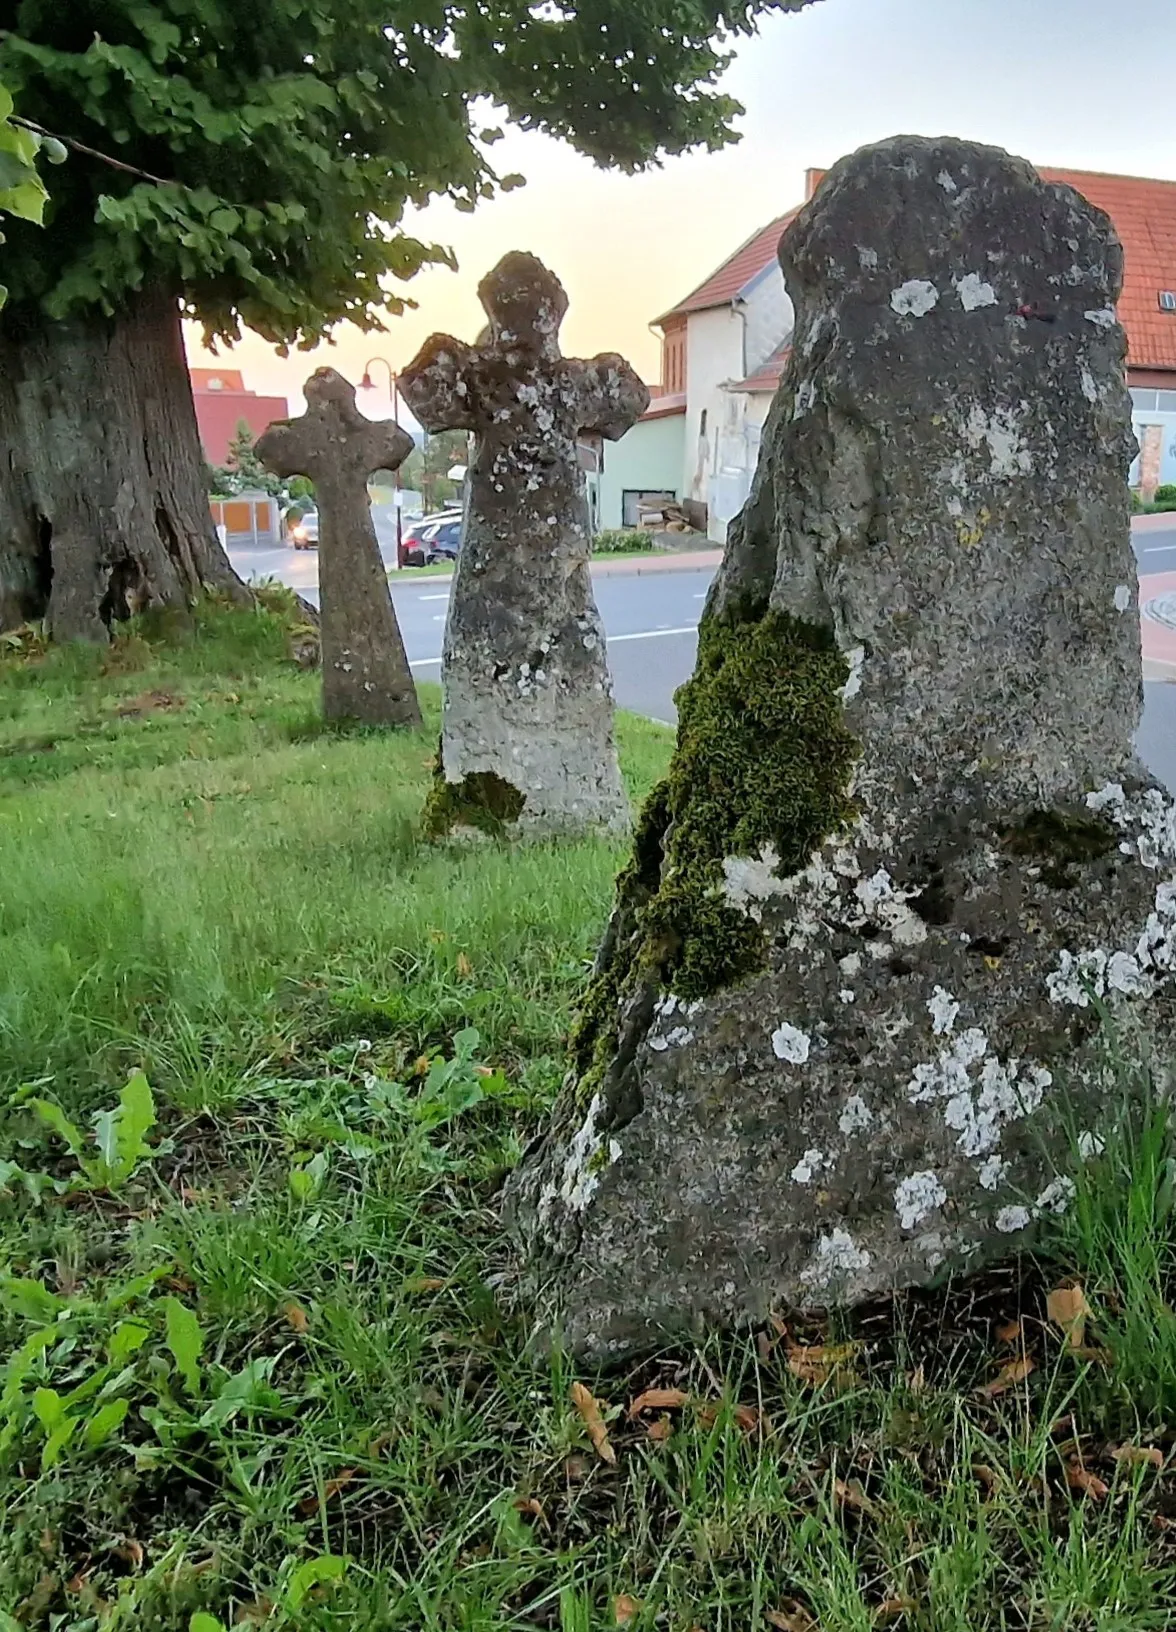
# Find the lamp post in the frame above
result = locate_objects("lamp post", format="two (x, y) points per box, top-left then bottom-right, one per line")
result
(359, 356), (406, 566)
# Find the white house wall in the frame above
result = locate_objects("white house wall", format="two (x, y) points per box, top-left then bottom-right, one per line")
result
(685, 306), (744, 507)
(741, 264), (794, 376)
(708, 389), (776, 545)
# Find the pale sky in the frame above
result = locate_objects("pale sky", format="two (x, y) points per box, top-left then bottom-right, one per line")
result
(187, 0), (1176, 417)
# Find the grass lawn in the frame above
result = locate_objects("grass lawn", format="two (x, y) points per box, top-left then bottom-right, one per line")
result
(3, 603), (1176, 1630)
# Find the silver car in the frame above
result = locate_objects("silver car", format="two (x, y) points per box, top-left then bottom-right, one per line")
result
(291, 510), (319, 549)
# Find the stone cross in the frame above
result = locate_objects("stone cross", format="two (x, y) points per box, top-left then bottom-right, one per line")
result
(508, 136), (1176, 1358)
(398, 252), (648, 835)
(257, 369), (421, 728)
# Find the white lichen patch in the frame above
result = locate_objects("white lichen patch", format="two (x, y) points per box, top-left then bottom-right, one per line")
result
(791, 1147), (829, 1185)
(1080, 366), (1099, 403)
(537, 1093), (616, 1221)
(964, 403), (1033, 477)
(908, 1028), (1051, 1157)
(839, 1094), (874, 1134)
(839, 645), (866, 702)
(1083, 308), (1117, 329)
(792, 380), (817, 420)
(858, 245), (879, 269)
(977, 1154), (1008, 1190)
(936, 169), (958, 193)
(1034, 1175), (1076, 1215)
(928, 985), (960, 1035)
(954, 272), (997, 311)
(895, 1170), (947, 1230)
(995, 1204), (1031, 1234)
(771, 1022), (811, 1064)
(1077, 1130), (1106, 1159)
(800, 1229), (872, 1288)
(1114, 584), (1132, 612)
(722, 844), (785, 919)
(838, 988), (856, 1004)
(856, 868), (928, 946)
(891, 279), (940, 317)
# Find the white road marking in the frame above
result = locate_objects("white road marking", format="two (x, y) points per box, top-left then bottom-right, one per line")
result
(420, 592), (450, 600)
(609, 625), (698, 644)
(432, 614), (446, 621)
(409, 656), (442, 668)
(1143, 545), (1176, 554)
(693, 592), (707, 598)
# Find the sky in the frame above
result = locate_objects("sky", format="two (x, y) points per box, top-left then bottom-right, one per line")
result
(186, 0), (1176, 418)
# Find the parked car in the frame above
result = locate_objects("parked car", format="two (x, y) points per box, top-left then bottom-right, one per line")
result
(290, 510), (319, 549)
(397, 509), (463, 568)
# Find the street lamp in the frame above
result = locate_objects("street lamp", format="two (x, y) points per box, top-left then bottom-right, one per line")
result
(359, 356), (407, 565)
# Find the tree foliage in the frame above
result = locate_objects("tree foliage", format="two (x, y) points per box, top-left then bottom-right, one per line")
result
(401, 430), (469, 510)
(0, 0), (814, 343)
(208, 420), (286, 498)
(0, 77), (64, 306)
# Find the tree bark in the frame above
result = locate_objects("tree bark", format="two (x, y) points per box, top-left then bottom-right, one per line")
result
(0, 282), (251, 640)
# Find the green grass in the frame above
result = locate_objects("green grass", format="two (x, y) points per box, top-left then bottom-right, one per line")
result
(3, 605), (1176, 1631)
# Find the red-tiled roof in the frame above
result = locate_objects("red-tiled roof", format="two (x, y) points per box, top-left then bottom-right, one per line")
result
(1038, 168), (1176, 372)
(655, 212), (798, 325)
(657, 164), (1176, 374)
(732, 342), (791, 393)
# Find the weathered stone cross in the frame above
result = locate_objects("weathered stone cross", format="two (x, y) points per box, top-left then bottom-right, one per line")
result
(257, 368), (421, 727)
(399, 251), (649, 835)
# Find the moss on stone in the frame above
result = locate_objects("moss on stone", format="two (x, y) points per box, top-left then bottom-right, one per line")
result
(423, 765), (526, 838)
(645, 605), (861, 999)
(1000, 807), (1117, 888)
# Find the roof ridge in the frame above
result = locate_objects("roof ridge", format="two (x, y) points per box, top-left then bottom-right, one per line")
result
(1040, 163), (1176, 188)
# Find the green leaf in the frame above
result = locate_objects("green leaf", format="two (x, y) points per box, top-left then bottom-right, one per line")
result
(31, 1098), (84, 1157)
(284, 1554), (348, 1611)
(41, 136), (67, 165)
(163, 1296), (204, 1394)
(209, 206), (240, 234)
(0, 178), (47, 225)
(0, 85), (12, 121)
(2, 1277), (65, 1324)
(189, 1616), (227, 1632)
(41, 1414), (78, 1470)
(0, 150), (31, 191)
(199, 1357), (281, 1427)
(108, 1319), (151, 1364)
(32, 1386), (66, 1432)
(83, 1396), (130, 1448)
(90, 1070), (156, 1187)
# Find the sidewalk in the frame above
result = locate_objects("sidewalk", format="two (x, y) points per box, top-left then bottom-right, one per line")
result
(1140, 569), (1176, 682)
(398, 546), (723, 588)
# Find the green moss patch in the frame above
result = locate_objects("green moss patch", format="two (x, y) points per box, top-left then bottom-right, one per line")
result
(423, 764), (526, 838)
(570, 604), (861, 1094)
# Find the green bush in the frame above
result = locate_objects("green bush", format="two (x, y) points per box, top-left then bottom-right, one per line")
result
(593, 528), (648, 554)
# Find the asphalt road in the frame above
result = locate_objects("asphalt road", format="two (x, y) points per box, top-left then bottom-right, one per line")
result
(229, 522), (1176, 792)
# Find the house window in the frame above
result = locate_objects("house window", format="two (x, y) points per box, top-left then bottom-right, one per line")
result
(1160, 291), (1176, 312)
(622, 489), (677, 528)
(1132, 389), (1159, 411)
(662, 328), (686, 395)
(1159, 391), (1176, 413)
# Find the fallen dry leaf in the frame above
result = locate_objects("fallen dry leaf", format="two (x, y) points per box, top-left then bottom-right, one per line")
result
(697, 1401), (763, 1435)
(645, 1417), (673, 1443)
(614, 1595), (641, 1625)
(404, 1276), (448, 1294)
(413, 1054), (430, 1076)
(907, 1363), (926, 1394)
(787, 1342), (859, 1387)
(283, 1302), (309, 1334)
(456, 952), (474, 978)
(977, 1355), (1036, 1398)
(570, 1382), (616, 1465)
(1065, 1462), (1109, 1500)
(1113, 1445), (1165, 1469)
(111, 1538), (144, 1570)
(833, 1477), (876, 1515)
(513, 1496), (546, 1523)
(1046, 1283), (1090, 1350)
(995, 1319), (1022, 1345)
(972, 1462), (1000, 1493)
(298, 1468), (357, 1514)
(765, 1603), (816, 1631)
(876, 1597), (918, 1619)
(628, 1386), (691, 1419)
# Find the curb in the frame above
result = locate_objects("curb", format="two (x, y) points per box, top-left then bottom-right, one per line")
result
(389, 549), (722, 587)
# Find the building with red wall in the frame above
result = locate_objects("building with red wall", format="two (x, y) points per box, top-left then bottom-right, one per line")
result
(190, 367), (289, 465)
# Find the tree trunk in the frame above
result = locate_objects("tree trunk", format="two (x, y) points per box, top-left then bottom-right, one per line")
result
(0, 282), (251, 640)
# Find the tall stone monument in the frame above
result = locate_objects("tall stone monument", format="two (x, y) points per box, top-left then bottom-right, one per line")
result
(399, 252), (648, 836)
(257, 369), (421, 728)
(508, 136), (1176, 1356)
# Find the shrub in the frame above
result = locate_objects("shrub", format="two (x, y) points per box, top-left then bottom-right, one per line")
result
(1153, 484), (1176, 504)
(594, 528), (648, 554)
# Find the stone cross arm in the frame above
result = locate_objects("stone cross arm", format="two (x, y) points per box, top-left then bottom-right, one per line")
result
(256, 367), (414, 482)
(398, 337), (479, 433)
(568, 355), (650, 441)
